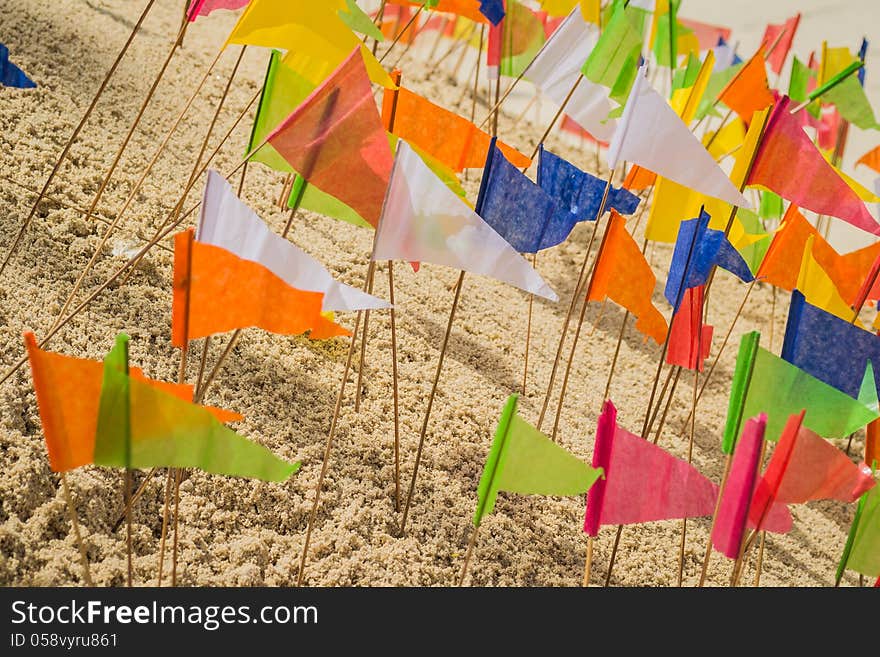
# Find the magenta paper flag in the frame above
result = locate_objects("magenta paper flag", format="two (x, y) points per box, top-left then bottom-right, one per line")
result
(583, 400), (719, 537)
(188, 0), (249, 20)
(265, 48), (393, 228)
(712, 414), (766, 559)
(749, 414), (875, 531)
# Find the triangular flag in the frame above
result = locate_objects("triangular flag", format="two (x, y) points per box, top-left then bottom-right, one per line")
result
(187, 0), (249, 20)
(197, 170), (388, 313)
(94, 335), (299, 482)
(474, 394), (602, 526)
(665, 286), (712, 371)
(24, 333), (242, 473)
(581, 2), (646, 105)
(857, 145), (880, 175)
(823, 73), (880, 130)
(782, 290), (880, 398)
(264, 48), (394, 228)
(797, 235), (860, 323)
(760, 14), (800, 75)
(372, 141), (557, 300)
(172, 230), (348, 347)
(587, 210), (667, 345)
(677, 17), (730, 51)
(486, 0), (546, 78)
(399, 0), (488, 23)
(717, 52), (775, 122)
(608, 66), (751, 208)
(664, 210), (754, 312)
(583, 400), (718, 536)
(479, 0), (506, 25)
(0, 43), (36, 88)
(225, 0), (393, 87)
(383, 86), (530, 172)
(844, 485), (880, 577)
(523, 7), (616, 141)
(749, 412), (875, 532)
(747, 96), (880, 236)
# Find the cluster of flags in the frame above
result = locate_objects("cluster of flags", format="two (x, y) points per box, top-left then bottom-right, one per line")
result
(15, 0), (880, 587)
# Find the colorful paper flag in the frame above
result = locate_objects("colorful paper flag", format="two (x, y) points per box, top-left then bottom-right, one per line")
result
(717, 52), (775, 122)
(187, 0), (249, 20)
(581, 2), (646, 105)
(94, 335), (299, 482)
(665, 286), (712, 371)
(609, 67), (751, 209)
(372, 141), (557, 300)
(0, 44), (36, 88)
(844, 485), (880, 577)
(197, 170), (388, 313)
(760, 14), (800, 75)
(747, 96), (880, 236)
(857, 145), (880, 175)
(264, 48), (394, 228)
(797, 235), (860, 323)
(474, 394), (602, 526)
(486, 0), (546, 78)
(172, 230), (348, 347)
(584, 400), (718, 536)
(588, 210), (667, 345)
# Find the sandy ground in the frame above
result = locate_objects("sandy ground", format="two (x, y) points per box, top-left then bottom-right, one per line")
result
(0, 0), (874, 587)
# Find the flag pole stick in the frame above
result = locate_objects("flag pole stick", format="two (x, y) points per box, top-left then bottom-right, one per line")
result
(378, 3), (429, 65)
(125, 467), (133, 587)
(582, 536), (595, 587)
(60, 473), (94, 586)
(353, 264), (377, 412)
(651, 366), (682, 445)
(678, 329), (703, 586)
(157, 468), (174, 585)
(430, 23), (476, 81)
(753, 530), (768, 586)
(450, 25), (476, 80)
(51, 43), (234, 331)
(522, 253), (537, 396)
(528, 75), (584, 161)
(371, 0), (388, 55)
(0, 0), (158, 279)
(388, 262), (402, 512)
(457, 523), (481, 586)
(400, 271), (467, 533)
(426, 17), (450, 63)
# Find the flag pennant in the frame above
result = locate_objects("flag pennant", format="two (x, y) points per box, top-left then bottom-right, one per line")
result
(225, 0), (393, 87)
(782, 290), (880, 398)
(24, 333), (243, 473)
(172, 229), (348, 347)
(666, 286), (712, 371)
(265, 48), (394, 228)
(480, 0), (506, 25)
(337, 0), (385, 41)
(197, 170), (388, 313)
(717, 52), (775, 122)
(383, 85), (530, 172)
(665, 210), (754, 312)
(188, 0), (249, 20)
(747, 96), (880, 236)
(372, 141), (557, 300)
(523, 7), (616, 141)
(581, 2), (646, 105)
(789, 56), (815, 105)
(608, 67), (751, 208)
(857, 145), (880, 175)
(757, 204), (880, 305)
(677, 17), (730, 52)
(797, 235), (861, 324)
(712, 36), (742, 72)
(844, 485), (880, 577)
(0, 43), (36, 88)
(822, 71), (880, 130)
(760, 14), (800, 75)
(583, 400), (718, 536)
(696, 60), (743, 119)
(725, 328), (880, 444)
(486, 0), (546, 78)
(94, 335), (299, 482)
(399, 1), (488, 24)
(749, 412), (875, 532)
(867, 420), (880, 469)
(588, 210), (667, 345)
(475, 395), (602, 526)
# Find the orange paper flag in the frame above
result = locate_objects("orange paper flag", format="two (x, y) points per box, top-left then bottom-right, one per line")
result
(622, 165), (655, 192)
(172, 230), (348, 348)
(398, 0), (489, 23)
(25, 333), (243, 472)
(857, 145), (880, 175)
(587, 210), (668, 345)
(666, 286), (713, 372)
(757, 205), (880, 304)
(718, 52), (775, 122)
(383, 86), (531, 172)
(867, 419), (879, 468)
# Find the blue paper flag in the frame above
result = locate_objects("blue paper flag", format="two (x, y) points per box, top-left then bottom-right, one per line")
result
(1, 44), (36, 88)
(858, 38), (868, 86)
(664, 210), (754, 311)
(781, 290), (880, 399)
(480, 0), (505, 26)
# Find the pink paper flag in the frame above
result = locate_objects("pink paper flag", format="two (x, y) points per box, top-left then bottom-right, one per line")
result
(583, 400), (719, 537)
(760, 14), (800, 75)
(266, 48), (393, 228)
(749, 414), (875, 530)
(187, 0), (249, 21)
(666, 286), (713, 372)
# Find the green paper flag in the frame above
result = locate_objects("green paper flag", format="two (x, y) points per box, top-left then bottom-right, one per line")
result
(94, 335), (300, 482)
(821, 71), (879, 131)
(338, 0), (384, 42)
(672, 52), (702, 93)
(473, 395), (602, 526)
(759, 191), (784, 221)
(653, 0), (685, 69)
(736, 209), (771, 275)
(724, 332), (880, 450)
(789, 56), (815, 104)
(844, 484), (880, 578)
(581, 3), (646, 105)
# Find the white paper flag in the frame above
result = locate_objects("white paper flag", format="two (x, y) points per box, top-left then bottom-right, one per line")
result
(524, 8), (616, 141)
(197, 170), (389, 313)
(372, 142), (558, 301)
(608, 66), (752, 208)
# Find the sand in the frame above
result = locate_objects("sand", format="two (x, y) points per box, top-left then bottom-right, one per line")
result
(0, 0), (873, 587)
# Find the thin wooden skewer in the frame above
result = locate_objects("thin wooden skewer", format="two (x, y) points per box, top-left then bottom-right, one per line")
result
(457, 523), (481, 586)
(388, 262), (402, 512)
(377, 2), (428, 65)
(354, 263), (377, 412)
(528, 75), (584, 161)
(697, 454), (733, 587)
(112, 467), (157, 533)
(582, 536), (594, 587)
(60, 473), (94, 586)
(0, 0), (158, 277)
(399, 271), (467, 533)
(651, 367), (682, 445)
(522, 253), (537, 396)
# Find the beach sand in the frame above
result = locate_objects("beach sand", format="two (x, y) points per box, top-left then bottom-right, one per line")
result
(0, 0), (874, 587)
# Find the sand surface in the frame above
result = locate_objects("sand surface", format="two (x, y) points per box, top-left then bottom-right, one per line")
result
(0, 0), (874, 587)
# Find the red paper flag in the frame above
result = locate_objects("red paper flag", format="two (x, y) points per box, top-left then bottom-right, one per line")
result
(760, 14), (801, 75)
(666, 286), (712, 371)
(266, 48), (393, 228)
(748, 96), (880, 236)
(583, 400), (719, 537)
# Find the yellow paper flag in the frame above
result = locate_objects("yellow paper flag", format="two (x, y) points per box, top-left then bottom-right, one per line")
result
(798, 235), (861, 325)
